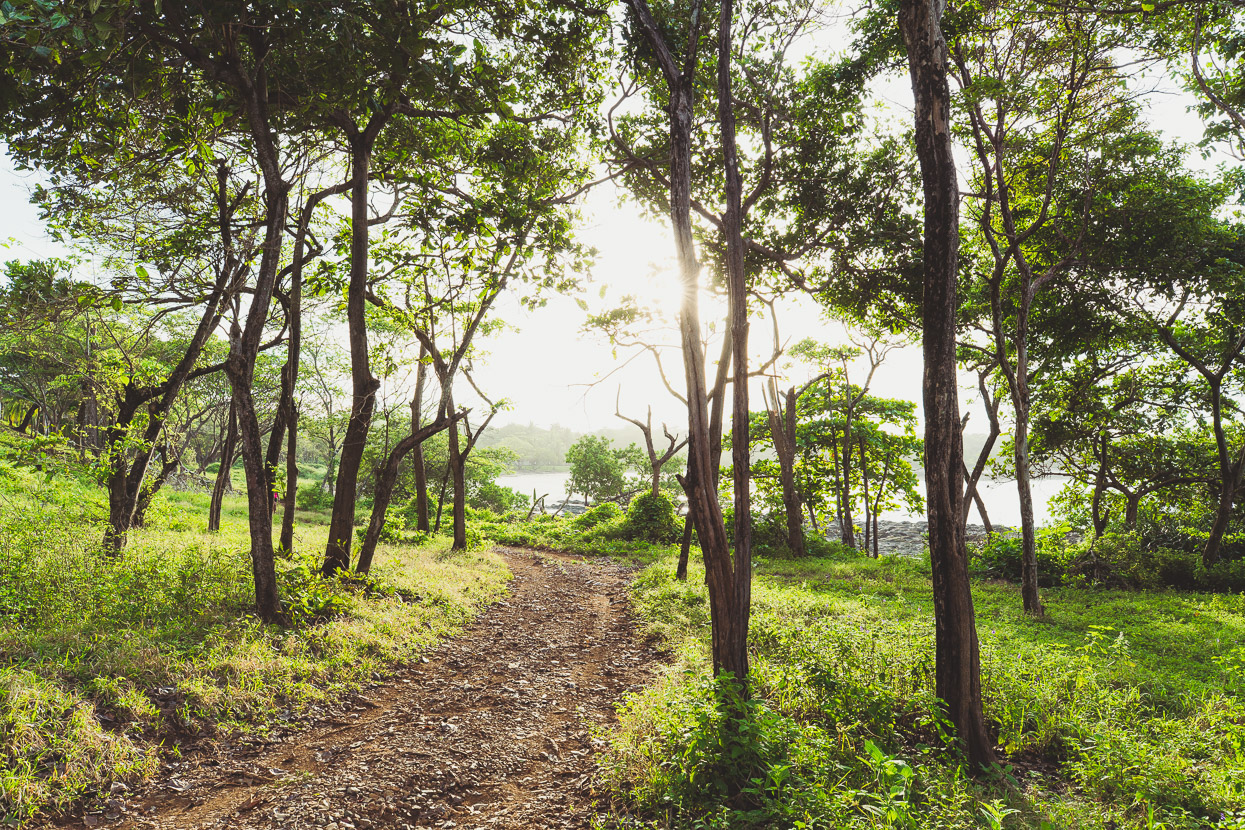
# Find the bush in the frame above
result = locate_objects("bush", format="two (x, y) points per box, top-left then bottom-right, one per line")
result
(469, 481), (528, 514)
(354, 511), (405, 544)
(572, 501), (622, 530)
(969, 526), (1074, 585)
(296, 484), (334, 512)
(620, 492), (681, 543)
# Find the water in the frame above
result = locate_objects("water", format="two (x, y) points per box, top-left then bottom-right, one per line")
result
(498, 471), (574, 501)
(499, 471), (1074, 525)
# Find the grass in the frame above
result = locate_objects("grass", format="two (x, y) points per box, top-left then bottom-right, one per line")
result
(592, 546), (1245, 829)
(0, 446), (510, 824)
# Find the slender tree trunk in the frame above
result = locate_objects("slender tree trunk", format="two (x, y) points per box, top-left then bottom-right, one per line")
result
(624, 0), (746, 687)
(677, 517), (693, 581)
(1013, 399), (1044, 614)
(434, 465), (449, 532)
(324, 141), (381, 575)
(860, 436), (872, 557)
(356, 414), (455, 573)
(411, 347), (432, 532)
(102, 396), (142, 555)
(281, 404), (298, 553)
(961, 378), (1000, 531)
(133, 441), (180, 527)
(1091, 433), (1111, 540)
(830, 432), (845, 535)
(264, 372), (288, 518)
(1203, 389), (1245, 566)
(450, 415), (467, 551)
(209, 400), (239, 533)
(872, 452), (893, 559)
(719, 0), (752, 690)
(840, 426), (856, 548)
(323, 436), (338, 497)
(974, 489), (993, 536)
(900, 0), (996, 769)
(1206, 468), (1243, 567)
(768, 386), (806, 557)
(103, 161), (239, 555)
(15, 404), (37, 434)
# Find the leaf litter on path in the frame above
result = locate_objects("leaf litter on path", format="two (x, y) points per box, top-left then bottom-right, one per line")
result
(50, 550), (663, 830)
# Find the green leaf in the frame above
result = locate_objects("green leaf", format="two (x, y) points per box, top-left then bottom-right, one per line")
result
(110, 296), (123, 311)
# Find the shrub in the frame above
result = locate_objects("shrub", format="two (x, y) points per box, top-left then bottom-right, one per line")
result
(354, 512), (404, 544)
(469, 481), (528, 514)
(620, 492), (681, 543)
(572, 501), (622, 530)
(296, 484), (334, 512)
(969, 526), (1074, 585)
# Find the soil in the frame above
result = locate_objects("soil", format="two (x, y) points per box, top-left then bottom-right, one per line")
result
(63, 549), (663, 830)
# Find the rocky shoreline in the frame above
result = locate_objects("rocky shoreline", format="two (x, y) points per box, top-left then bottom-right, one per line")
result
(821, 519), (1000, 559)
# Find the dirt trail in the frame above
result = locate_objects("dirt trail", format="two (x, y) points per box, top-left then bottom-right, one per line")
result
(72, 549), (661, 830)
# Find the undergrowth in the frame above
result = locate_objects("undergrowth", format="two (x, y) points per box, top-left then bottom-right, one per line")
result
(0, 455), (509, 824)
(597, 551), (1245, 829)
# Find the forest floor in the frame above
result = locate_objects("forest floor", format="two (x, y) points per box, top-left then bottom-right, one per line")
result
(51, 549), (663, 830)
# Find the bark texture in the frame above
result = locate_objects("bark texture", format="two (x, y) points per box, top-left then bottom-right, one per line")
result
(899, 0), (996, 769)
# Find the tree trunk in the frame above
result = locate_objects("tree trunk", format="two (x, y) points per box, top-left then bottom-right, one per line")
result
(1205, 456), (1244, 567)
(872, 451), (893, 559)
(624, 0), (747, 687)
(356, 414), (456, 573)
(961, 374), (1000, 531)
(281, 404), (298, 553)
(101, 162), (238, 555)
(323, 436), (338, 497)
(1203, 388), (1245, 566)
(1013, 401), (1044, 614)
(15, 403), (37, 434)
(132, 441), (180, 528)
(768, 386), (806, 557)
(1124, 492), (1140, 531)
(974, 488), (993, 537)
(264, 368), (289, 518)
(677, 516), (693, 581)
(450, 415), (467, 551)
(102, 396), (143, 555)
(324, 141), (381, 575)
(209, 400), (239, 533)
(900, 0), (996, 769)
(411, 346), (432, 532)
(860, 436), (872, 556)
(1091, 433), (1110, 541)
(840, 424), (856, 548)
(718, 0), (752, 692)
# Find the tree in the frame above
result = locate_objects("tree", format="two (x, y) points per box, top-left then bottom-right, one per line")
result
(565, 435), (629, 505)
(619, 0), (755, 691)
(898, 0), (996, 769)
(614, 391), (686, 497)
(950, 2), (1141, 615)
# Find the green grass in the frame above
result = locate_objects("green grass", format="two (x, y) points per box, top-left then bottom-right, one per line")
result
(0, 453), (510, 824)
(597, 549), (1245, 829)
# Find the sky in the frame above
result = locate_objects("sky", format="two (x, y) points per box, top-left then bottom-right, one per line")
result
(0, 42), (1226, 437)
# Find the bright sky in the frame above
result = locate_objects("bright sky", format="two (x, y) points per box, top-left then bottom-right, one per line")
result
(0, 47), (1227, 436)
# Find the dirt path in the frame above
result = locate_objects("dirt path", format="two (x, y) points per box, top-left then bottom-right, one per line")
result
(74, 550), (661, 830)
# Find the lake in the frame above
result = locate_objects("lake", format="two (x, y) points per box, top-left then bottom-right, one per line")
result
(498, 471), (1074, 526)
